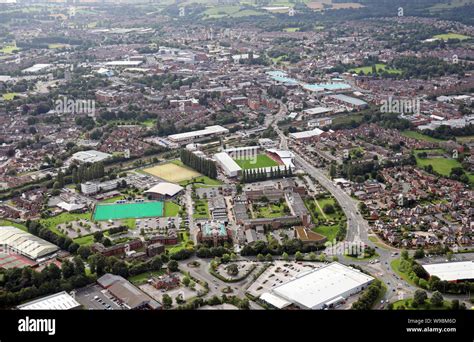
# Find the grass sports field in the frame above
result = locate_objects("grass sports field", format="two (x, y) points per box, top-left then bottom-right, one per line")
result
(94, 202), (164, 220)
(143, 162), (200, 183)
(234, 154), (279, 170)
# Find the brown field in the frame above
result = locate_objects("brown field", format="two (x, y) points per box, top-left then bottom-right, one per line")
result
(143, 163), (201, 183)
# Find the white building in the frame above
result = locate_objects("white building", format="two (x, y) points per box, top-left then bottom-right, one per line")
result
(422, 261), (474, 282)
(0, 226), (59, 260)
(17, 291), (81, 310)
(71, 150), (112, 164)
(81, 179), (119, 195)
(214, 152), (242, 178)
(168, 125), (229, 145)
(289, 128), (326, 141)
(261, 262), (374, 310)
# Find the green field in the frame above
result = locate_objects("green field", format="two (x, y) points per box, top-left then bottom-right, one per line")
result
(193, 199), (210, 219)
(0, 45), (19, 54)
(312, 224), (339, 242)
(433, 33), (471, 41)
(402, 130), (444, 143)
(203, 5), (264, 18)
(392, 298), (451, 310)
(234, 154), (279, 170)
(0, 219), (27, 231)
(350, 63), (401, 75)
(415, 151), (473, 180)
(40, 212), (92, 236)
(164, 201), (181, 217)
(94, 201), (164, 220)
(2, 93), (18, 101)
(254, 203), (289, 218)
(179, 175), (223, 187)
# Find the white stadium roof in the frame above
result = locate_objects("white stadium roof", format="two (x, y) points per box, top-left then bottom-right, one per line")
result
(145, 182), (184, 197)
(422, 261), (474, 282)
(214, 152), (242, 173)
(0, 226), (59, 260)
(17, 291), (81, 310)
(269, 262), (374, 310)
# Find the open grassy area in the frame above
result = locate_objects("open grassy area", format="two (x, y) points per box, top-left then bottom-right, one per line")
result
(203, 5), (264, 18)
(433, 33), (471, 41)
(166, 231), (193, 254)
(253, 202), (289, 218)
(73, 234), (95, 246)
(164, 201), (181, 217)
(0, 219), (27, 231)
(234, 154), (279, 170)
(402, 130), (444, 143)
(0, 45), (19, 54)
(40, 212), (92, 236)
(414, 150), (474, 183)
(193, 199), (210, 219)
(2, 93), (18, 101)
(392, 298), (451, 310)
(312, 224), (339, 242)
(391, 258), (417, 287)
(283, 27), (300, 32)
(350, 63), (401, 75)
(179, 175), (222, 187)
(128, 270), (166, 285)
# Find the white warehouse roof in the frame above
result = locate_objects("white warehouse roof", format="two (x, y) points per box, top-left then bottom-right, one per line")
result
(71, 150), (111, 163)
(268, 262), (374, 310)
(0, 226), (59, 260)
(168, 125), (229, 142)
(289, 128), (325, 140)
(422, 261), (474, 282)
(17, 291), (81, 310)
(145, 182), (184, 197)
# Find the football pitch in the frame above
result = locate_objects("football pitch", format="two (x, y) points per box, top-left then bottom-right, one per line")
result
(234, 154), (280, 170)
(94, 201), (164, 220)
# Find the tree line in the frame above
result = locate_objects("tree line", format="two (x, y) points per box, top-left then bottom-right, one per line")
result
(180, 149), (218, 179)
(241, 166), (293, 183)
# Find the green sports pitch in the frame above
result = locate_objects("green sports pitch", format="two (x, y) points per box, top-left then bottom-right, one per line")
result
(93, 201), (164, 220)
(234, 154), (280, 170)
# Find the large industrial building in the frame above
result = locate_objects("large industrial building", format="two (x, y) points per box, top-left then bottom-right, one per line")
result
(422, 261), (474, 282)
(144, 182), (184, 200)
(71, 150), (112, 164)
(261, 262), (374, 310)
(17, 291), (82, 310)
(0, 226), (59, 260)
(168, 125), (229, 145)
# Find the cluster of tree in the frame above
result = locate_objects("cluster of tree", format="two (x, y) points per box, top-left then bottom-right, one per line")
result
(421, 123), (474, 141)
(180, 149), (218, 179)
(196, 246), (232, 258)
(267, 85), (286, 99)
(391, 56), (470, 79)
(71, 162), (105, 184)
(240, 238), (323, 257)
(0, 257), (92, 308)
(176, 294), (250, 310)
(241, 166), (293, 183)
(351, 279), (383, 310)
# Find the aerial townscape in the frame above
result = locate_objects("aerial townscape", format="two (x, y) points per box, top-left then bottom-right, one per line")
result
(1, 0), (474, 320)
